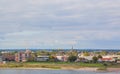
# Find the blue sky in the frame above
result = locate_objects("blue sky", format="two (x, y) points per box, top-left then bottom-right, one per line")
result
(0, 0), (120, 49)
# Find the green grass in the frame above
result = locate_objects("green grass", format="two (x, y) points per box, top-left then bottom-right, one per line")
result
(0, 62), (118, 69)
(23, 62), (104, 68)
(107, 63), (120, 68)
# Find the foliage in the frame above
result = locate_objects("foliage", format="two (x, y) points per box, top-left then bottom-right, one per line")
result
(92, 56), (98, 63)
(68, 55), (77, 62)
(27, 53), (36, 62)
(66, 50), (78, 56)
(49, 56), (58, 62)
(117, 52), (120, 55)
(100, 51), (107, 55)
(36, 50), (50, 56)
(97, 67), (107, 71)
(97, 55), (102, 59)
(83, 52), (90, 56)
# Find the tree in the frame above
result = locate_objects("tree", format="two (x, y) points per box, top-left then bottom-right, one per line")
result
(49, 56), (58, 62)
(117, 52), (120, 55)
(92, 56), (98, 63)
(83, 52), (90, 56)
(68, 55), (77, 62)
(98, 55), (102, 59)
(27, 53), (36, 62)
(36, 50), (50, 56)
(100, 51), (107, 55)
(66, 50), (78, 56)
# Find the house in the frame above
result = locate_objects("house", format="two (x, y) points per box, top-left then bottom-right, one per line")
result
(25, 49), (32, 58)
(36, 56), (49, 62)
(98, 58), (116, 63)
(56, 55), (68, 62)
(15, 52), (27, 62)
(117, 59), (120, 63)
(15, 50), (32, 62)
(84, 56), (93, 61)
(78, 54), (93, 61)
(75, 58), (89, 63)
(98, 55), (116, 62)
(2, 53), (15, 62)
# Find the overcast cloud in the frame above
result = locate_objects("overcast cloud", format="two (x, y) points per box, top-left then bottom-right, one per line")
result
(0, 0), (120, 49)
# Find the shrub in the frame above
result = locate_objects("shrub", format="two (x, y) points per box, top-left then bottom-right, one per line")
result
(92, 56), (98, 63)
(68, 55), (77, 62)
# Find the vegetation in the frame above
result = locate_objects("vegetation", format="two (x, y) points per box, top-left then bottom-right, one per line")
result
(97, 67), (107, 71)
(0, 62), (104, 69)
(100, 51), (107, 55)
(49, 56), (57, 62)
(27, 53), (36, 62)
(68, 55), (77, 62)
(0, 61), (120, 70)
(97, 55), (102, 59)
(83, 52), (90, 56)
(36, 50), (50, 56)
(92, 56), (98, 63)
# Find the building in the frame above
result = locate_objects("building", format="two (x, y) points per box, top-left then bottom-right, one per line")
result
(98, 55), (116, 62)
(56, 55), (68, 62)
(36, 56), (49, 62)
(98, 58), (116, 62)
(15, 50), (32, 62)
(78, 53), (93, 61)
(2, 54), (15, 62)
(15, 52), (27, 62)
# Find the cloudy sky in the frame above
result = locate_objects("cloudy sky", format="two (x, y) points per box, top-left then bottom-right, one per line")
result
(0, 0), (120, 49)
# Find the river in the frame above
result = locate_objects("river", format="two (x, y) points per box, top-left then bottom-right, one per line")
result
(0, 69), (119, 74)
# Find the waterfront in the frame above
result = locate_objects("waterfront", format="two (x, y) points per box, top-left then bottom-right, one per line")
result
(0, 69), (119, 74)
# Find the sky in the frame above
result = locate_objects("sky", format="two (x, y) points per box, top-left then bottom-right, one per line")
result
(0, 0), (120, 49)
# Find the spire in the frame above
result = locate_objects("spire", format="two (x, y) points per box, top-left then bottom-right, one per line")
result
(72, 46), (73, 50)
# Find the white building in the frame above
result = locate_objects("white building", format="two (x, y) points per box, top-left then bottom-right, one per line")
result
(56, 55), (68, 62)
(36, 56), (49, 62)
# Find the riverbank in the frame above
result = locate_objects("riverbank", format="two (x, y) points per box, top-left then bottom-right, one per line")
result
(0, 67), (99, 72)
(0, 62), (104, 69)
(0, 62), (120, 72)
(107, 68), (120, 72)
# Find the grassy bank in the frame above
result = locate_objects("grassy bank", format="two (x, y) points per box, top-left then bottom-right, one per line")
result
(0, 62), (104, 69)
(97, 67), (107, 71)
(1, 62), (120, 70)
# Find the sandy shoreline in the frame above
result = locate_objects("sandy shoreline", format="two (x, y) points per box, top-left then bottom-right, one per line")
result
(107, 68), (120, 72)
(0, 67), (97, 70)
(61, 67), (97, 71)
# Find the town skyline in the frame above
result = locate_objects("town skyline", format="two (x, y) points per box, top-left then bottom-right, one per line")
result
(0, 0), (120, 49)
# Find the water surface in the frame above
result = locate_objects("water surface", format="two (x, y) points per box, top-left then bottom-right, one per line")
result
(0, 69), (119, 74)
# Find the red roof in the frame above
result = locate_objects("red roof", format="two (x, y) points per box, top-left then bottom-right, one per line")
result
(101, 58), (112, 61)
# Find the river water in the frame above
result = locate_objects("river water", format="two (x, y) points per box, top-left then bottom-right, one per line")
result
(0, 69), (119, 74)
